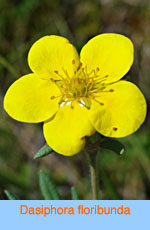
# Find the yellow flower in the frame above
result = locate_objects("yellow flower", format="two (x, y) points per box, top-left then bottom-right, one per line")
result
(3, 34), (147, 156)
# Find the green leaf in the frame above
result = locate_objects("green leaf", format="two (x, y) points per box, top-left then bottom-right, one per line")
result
(39, 171), (60, 200)
(34, 145), (53, 159)
(100, 138), (125, 155)
(71, 187), (79, 200)
(4, 190), (18, 200)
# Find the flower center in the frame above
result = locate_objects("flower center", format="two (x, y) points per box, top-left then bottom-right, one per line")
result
(50, 61), (114, 109)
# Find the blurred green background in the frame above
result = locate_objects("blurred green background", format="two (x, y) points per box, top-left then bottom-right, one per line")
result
(0, 0), (150, 200)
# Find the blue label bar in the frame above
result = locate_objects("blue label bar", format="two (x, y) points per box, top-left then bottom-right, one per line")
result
(0, 200), (149, 230)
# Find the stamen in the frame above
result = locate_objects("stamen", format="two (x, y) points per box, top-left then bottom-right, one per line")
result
(50, 78), (55, 82)
(92, 97), (104, 106)
(54, 70), (68, 82)
(71, 60), (77, 74)
(52, 65), (113, 110)
(88, 69), (95, 77)
(80, 62), (82, 67)
(50, 95), (61, 99)
(93, 74), (109, 81)
(91, 88), (114, 94)
(50, 96), (55, 99)
(85, 66), (88, 74)
(71, 102), (74, 109)
(62, 68), (71, 80)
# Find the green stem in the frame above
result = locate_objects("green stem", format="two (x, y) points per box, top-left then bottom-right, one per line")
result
(89, 161), (98, 200)
(86, 150), (99, 200)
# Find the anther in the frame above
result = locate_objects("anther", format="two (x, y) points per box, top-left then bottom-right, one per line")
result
(72, 59), (75, 64)
(54, 70), (59, 74)
(50, 96), (55, 99)
(100, 102), (104, 106)
(109, 89), (114, 92)
(96, 67), (100, 72)
(113, 127), (118, 131)
(71, 102), (74, 109)
(92, 97), (104, 106)
(50, 78), (55, 82)
(98, 74), (108, 80)
(50, 95), (61, 100)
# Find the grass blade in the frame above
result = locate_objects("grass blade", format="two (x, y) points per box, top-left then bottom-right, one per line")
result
(39, 171), (60, 200)
(4, 190), (18, 200)
(71, 187), (79, 200)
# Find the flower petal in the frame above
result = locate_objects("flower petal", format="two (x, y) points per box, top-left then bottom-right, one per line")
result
(88, 81), (146, 137)
(28, 35), (80, 80)
(43, 102), (95, 156)
(80, 33), (134, 83)
(4, 74), (60, 123)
